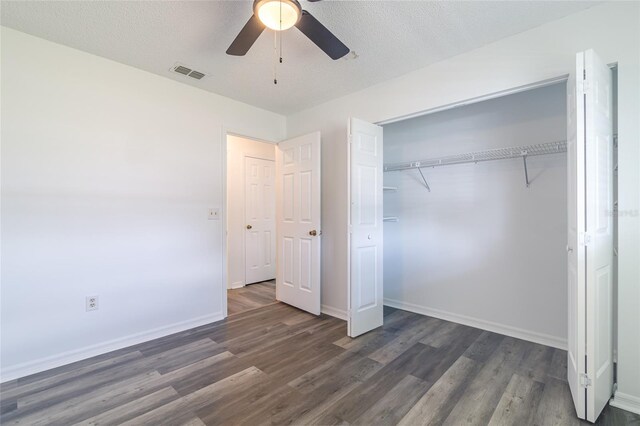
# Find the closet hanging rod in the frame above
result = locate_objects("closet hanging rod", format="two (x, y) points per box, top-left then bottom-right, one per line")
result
(383, 140), (567, 172)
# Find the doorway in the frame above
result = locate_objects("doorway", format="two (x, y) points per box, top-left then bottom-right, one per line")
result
(226, 134), (277, 315)
(225, 131), (323, 317)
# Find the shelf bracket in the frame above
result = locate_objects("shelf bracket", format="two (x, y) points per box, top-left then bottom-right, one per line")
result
(417, 167), (431, 192)
(522, 153), (530, 188)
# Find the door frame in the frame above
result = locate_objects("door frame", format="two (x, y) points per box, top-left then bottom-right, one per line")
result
(364, 76), (577, 329)
(222, 129), (277, 318)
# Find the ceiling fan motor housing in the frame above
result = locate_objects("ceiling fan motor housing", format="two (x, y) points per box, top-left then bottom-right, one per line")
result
(228, 0), (349, 60)
(253, 0), (302, 31)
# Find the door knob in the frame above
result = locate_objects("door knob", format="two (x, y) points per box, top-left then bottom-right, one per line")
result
(246, 225), (252, 230)
(309, 230), (317, 236)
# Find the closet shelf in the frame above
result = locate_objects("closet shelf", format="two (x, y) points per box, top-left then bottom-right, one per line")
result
(383, 216), (399, 222)
(384, 141), (567, 171)
(383, 140), (567, 189)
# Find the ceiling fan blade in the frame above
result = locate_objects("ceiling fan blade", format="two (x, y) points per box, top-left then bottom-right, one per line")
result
(226, 14), (265, 56)
(295, 10), (349, 60)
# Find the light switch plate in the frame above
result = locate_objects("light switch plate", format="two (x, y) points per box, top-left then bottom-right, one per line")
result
(208, 208), (220, 220)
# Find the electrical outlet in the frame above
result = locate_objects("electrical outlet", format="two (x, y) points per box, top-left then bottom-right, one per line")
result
(208, 208), (220, 220)
(86, 296), (99, 311)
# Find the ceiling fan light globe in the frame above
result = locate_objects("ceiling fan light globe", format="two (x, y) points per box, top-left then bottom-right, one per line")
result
(255, 0), (301, 31)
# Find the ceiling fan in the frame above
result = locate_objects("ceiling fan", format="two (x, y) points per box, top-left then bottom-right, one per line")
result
(226, 0), (350, 60)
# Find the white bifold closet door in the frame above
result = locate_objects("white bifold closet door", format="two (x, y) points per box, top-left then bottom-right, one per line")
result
(567, 49), (614, 422)
(348, 118), (384, 338)
(275, 132), (322, 315)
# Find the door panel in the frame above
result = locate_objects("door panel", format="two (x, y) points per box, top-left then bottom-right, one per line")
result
(584, 49), (614, 422)
(567, 52), (587, 420)
(245, 157), (276, 284)
(567, 49), (614, 422)
(276, 132), (321, 315)
(348, 118), (383, 338)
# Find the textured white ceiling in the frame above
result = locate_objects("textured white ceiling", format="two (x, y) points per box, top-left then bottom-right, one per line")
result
(1, 1), (599, 114)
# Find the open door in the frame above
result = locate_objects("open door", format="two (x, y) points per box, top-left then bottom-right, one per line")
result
(567, 49), (614, 423)
(275, 132), (321, 315)
(348, 118), (383, 337)
(583, 48), (614, 423)
(567, 51), (587, 421)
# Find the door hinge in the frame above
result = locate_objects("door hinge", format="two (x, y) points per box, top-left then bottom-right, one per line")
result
(348, 135), (353, 144)
(578, 68), (589, 94)
(579, 232), (592, 246)
(580, 373), (592, 387)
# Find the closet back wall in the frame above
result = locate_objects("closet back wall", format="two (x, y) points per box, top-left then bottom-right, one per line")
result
(383, 84), (567, 348)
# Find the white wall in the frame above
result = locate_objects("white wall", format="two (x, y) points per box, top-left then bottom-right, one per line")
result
(286, 1), (639, 411)
(226, 135), (276, 289)
(383, 84), (567, 347)
(0, 27), (285, 381)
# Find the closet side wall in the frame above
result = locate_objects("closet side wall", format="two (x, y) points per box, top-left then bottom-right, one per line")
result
(383, 84), (567, 347)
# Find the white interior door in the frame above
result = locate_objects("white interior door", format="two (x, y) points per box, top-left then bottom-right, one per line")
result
(584, 49), (614, 422)
(567, 51), (587, 421)
(348, 118), (383, 338)
(567, 49), (614, 422)
(245, 157), (276, 284)
(275, 132), (321, 315)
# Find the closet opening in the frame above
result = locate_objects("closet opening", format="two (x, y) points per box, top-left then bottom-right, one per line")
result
(381, 83), (571, 346)
(346, 53), (619, 424)
(380, 73), (614, 351)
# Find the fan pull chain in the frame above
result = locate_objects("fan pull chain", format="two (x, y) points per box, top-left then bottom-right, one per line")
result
(279, 0), (283, 64)
(273, 0), (283, 85)
(273, 30), (278, 84)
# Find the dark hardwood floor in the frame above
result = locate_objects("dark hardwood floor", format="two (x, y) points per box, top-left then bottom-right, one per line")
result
(1, 297), (638, 425)
(227, 280), (277, 316)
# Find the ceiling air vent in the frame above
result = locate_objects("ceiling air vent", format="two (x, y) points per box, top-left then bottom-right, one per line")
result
(174, 65), (191, 75)
(188, 70), (206, 80)
(171, 63), (208, 80)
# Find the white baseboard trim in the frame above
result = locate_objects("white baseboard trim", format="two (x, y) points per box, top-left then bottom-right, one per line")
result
(0, 312), (224, 383)
(321, 304), (348, 321)
(229, 281), (245, 289)
(611, 391), (640, 416)
(384, 298), (567, 350)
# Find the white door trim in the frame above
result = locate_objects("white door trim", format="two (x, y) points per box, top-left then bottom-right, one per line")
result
(376, 66), (617, 127)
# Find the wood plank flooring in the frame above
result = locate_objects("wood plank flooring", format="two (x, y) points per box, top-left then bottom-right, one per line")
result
(227, 280), (276, 316)
(2, 299), (638, 425)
